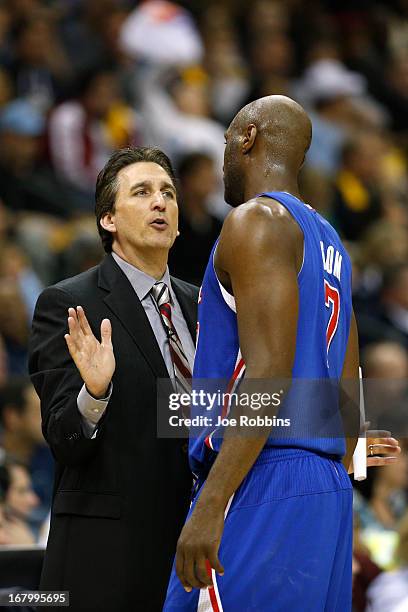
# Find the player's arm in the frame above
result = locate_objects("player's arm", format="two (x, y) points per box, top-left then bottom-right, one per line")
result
(175, 200), (301, 592)
(339, 309), (360, 473)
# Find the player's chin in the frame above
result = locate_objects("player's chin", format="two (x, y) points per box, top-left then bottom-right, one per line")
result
(224, 190), (242, 208)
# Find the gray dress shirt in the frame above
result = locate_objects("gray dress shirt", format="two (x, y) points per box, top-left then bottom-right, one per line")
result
(77, 252), (196, 436)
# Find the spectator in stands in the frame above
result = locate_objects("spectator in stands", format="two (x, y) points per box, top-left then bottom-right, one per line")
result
(59, 0), (129, 74)
(0, 464), (11, 545)
(387, 51), (408, 122)
(0, 197), (50, 288)
(246, 0), (290, 37)
(0, 198), (12, 242)
(332, 131), (387, 241)
(363, 50), (408, 133)
(0, 377), (53, 519)
(0, 237), (43, 371)
(0, 505), (10, 545)
(246, 14), (294, 104)
(0, 333), (8, 388)
(0, 241), (43, 321)
(137, 64), (228, 218)
(48, 65), (139, 194)
(0, 3), (12, 67)
(201, 6), (249, 125)
(119, 0), (203, 68)
(352, 514), (382, 612)
(6, 0), (49, 24)
(0, 278), (30, 374)
(3, 459), (38, 544)
(353, 552), (381, 612)
(380, 264), (408, 349)
(7, 15), (72, 111)
(169, 152), (222, 285)
(97, 6), (133, 86)
(0, 99), (89, 217)
(361, 342), (408, 436)
(362, 342), (408, 380)
(0, 67), (12, 108)
(368, 454), (408, 531)
(55, 223), (104, 281)
(353, 449), (408, 570)
(138, 65), (225, 180)
(354, 221), (408, 302)
(366, 510), (408, 611)
(295, 49), (385, 177)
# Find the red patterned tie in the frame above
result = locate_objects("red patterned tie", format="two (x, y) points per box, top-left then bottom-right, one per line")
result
(151, 282), (192, 394)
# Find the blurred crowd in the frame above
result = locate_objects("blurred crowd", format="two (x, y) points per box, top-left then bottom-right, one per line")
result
(0, 0), (407, 609)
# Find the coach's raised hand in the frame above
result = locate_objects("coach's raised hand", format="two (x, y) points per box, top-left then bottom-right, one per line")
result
(64, 306), (115, 399)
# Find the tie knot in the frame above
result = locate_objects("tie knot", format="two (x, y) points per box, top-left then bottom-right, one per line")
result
(151, 282), (171, 308)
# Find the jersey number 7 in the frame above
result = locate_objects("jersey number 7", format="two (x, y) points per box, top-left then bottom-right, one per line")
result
(324, 280), (340, 353)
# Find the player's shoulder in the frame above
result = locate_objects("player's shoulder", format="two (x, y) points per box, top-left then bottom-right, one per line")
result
(222, 196), (301, 243)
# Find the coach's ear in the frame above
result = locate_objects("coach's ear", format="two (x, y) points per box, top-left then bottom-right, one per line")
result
(100, 213), (116, 234)
(243, 124), (257, 155)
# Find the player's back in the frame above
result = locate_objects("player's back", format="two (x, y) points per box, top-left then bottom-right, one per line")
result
(190, 191), (353, 476)
(280, 191), (352, 380)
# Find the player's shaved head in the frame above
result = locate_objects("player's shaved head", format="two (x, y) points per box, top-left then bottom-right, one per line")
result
(223, 95), (312, 206)
(231, 95), (312, 165)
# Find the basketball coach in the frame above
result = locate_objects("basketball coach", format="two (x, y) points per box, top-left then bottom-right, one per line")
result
(28, 147), (197, 611)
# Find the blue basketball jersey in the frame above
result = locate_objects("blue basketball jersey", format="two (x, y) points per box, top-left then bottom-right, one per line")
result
(189, 191), (353, 477)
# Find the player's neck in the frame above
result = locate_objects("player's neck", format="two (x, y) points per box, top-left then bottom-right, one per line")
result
(244, 169), (300, 201)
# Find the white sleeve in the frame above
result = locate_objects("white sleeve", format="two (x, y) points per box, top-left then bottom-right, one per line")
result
(77, 383), (112, 439)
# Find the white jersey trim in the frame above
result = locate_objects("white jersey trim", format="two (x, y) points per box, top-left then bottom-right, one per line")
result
(212, 245), (236, 313)
(197, 494), (234, 612)
(265, 192), (306, 278)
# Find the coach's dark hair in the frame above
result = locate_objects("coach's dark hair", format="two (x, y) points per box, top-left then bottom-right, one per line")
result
(95, 147), (176, 253)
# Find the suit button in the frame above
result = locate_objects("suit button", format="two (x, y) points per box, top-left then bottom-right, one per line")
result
(67, 432), (80, 441)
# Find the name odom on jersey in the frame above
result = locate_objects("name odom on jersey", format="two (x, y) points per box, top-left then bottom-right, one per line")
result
(320, 241), (342, 281)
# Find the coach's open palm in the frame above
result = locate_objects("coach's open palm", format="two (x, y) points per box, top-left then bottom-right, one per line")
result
(64, 306), (115, 398)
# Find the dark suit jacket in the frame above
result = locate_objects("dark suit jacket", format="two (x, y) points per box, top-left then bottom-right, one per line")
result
(28, 254), (198, 612)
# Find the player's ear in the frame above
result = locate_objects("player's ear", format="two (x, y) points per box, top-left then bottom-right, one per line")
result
(243, 124), (257, 154)
(100, 212), (116, 234)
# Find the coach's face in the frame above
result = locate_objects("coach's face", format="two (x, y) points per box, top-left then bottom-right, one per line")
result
(103, 162), (179, 257)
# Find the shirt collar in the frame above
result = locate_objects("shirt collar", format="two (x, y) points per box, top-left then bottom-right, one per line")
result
(112, 252), (171, 301)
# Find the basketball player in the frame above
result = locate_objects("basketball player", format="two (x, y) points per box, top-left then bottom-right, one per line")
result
(164, 95), (362, 611)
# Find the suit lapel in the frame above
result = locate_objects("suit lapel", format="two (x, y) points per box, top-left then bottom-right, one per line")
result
(98, 255), (168, 379)
(171, 277), (198, 343)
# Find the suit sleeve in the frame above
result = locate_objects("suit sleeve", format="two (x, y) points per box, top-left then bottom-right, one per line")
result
(28, 286), (105, 466)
